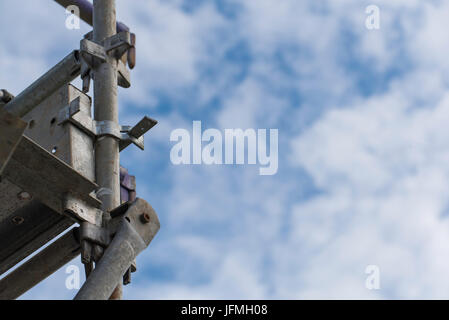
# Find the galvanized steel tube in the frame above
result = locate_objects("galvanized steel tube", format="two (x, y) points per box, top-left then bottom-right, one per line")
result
(92, 0), (122, 300)
(4, 51), (81, 118)
(74, 221), (145, 300)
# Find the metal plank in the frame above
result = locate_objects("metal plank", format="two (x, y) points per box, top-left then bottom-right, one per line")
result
(0, 200), (73, 276)
(0, 228), (80, 300)
(0, 179), (32, 224)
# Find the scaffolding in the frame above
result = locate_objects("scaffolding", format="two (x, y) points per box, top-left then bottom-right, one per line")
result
(0, 0), (160, 300)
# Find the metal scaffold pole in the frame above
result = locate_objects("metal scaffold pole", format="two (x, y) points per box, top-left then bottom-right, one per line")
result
(92, 0), (122, 300)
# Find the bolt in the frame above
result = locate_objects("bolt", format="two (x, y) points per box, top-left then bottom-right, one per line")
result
(140, 213), (151, 224)
(17, 191), (32, 201)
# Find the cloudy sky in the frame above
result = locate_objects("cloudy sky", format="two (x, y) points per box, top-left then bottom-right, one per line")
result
(2, 0), (449, 299)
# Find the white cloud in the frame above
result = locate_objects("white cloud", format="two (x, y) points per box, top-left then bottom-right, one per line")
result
(0, 0), (90, 94)
(116, 0), (229, 108)
(289, 77), (449, 298)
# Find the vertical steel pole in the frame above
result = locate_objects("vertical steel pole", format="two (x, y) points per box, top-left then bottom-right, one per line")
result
(93, 0), (122, 300)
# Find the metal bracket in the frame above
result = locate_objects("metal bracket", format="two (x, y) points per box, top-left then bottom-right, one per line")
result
(57, 97), (157, 151)
(80, 32), (132, 92)
(80, 223), (110, 248)
(75, 198), (160, 300)
(101, 32), (132, 88)
(63, 194), (102, 226)
(96, 121), (122, 140)
(57, 96), (96, 137)
(80, 39), (107, 69)
(103, 31), (132, 60)
(119, 117), (158, 151)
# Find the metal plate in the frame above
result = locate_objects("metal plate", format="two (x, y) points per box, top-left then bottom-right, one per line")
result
(0, 109), (27, 175)
(23, 84), (95, 181)
(3, 136), (101, 213)
(119, 116), (157, 151)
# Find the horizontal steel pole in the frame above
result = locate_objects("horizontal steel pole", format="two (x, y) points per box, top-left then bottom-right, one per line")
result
(54, 0), (129, 33)
(0, 228), (80, 300)
(74, 222), (145, 300)
(4, 51), (81, 118)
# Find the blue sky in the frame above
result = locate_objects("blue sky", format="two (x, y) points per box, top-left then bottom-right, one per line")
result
(3, 0), (449, 299)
